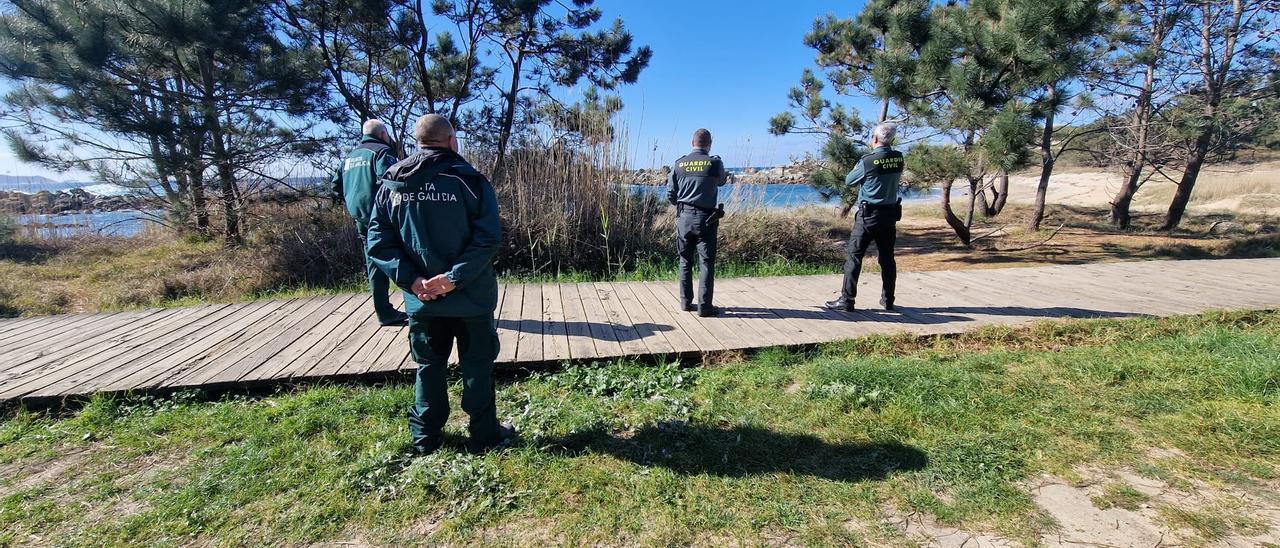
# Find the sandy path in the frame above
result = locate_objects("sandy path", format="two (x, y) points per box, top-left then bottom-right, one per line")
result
(1001, 161), (1280, 217)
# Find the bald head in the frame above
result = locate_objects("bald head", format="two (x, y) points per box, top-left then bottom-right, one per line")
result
(415, 114), (456, 149)
(362, 119), (389, 142)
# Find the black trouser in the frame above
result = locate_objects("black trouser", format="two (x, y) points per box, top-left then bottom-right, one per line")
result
(840, 202), (897, 305)
(676, 205), (718, 308)
(407, 314), (501, 451)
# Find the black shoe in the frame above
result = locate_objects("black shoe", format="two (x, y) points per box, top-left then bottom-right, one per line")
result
(698, 305), (719, 317)
(880, 298), (895, 311)
(682, 303), (697, 312)
(469, 422), (517, 453)
(379, 311), (409, 326)
(413, 437), (444, 456)
(824, 299), (855, 312)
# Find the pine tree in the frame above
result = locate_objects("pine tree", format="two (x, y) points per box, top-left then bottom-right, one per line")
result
(1159, 0), (1275, 230)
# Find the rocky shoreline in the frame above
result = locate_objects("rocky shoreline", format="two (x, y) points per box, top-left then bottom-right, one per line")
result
(629, 157), (823, 185)
(0, 188), (137, 215)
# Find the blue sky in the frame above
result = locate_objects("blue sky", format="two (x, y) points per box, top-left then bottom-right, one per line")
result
(0, 0), (874, 179)
(601, 0), (876, 169)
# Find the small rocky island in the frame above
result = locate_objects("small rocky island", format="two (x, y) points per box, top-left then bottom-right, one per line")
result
(0, 188), (136, 215)
(630, 156), (822, 185)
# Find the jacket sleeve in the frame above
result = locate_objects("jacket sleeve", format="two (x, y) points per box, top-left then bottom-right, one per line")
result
(366, 189), (425, 292)
(712, 156), (729, 187)
(446, 174), (502, 288)
(666, 167), (678, 205)
(373, 149), (397, 180)
(844, 158), (866, 188)
(330, 166), (344, 204)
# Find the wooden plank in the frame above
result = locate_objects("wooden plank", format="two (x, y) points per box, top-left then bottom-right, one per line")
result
(302, 308), (382, 378)
(161, 299), (311, 387)
(634, 280), (725, 352)
(346, 321), (405, 374)
(85, 300), (293, 394)
(540, 284), (572, 362)
(515, 284), (544, 362)
(7, 304), (241, 400)
(649, 281), (765, 351)
(0, 305), (220, 399)
(592, 282), (650, 357)
(609, 281), (678, 355)
(240, 295), (371, 381)
(367, 323), (411, 374)
(495, 284), (522, 362)
(0, 308), (179, 372)
(710, 278), (826, 345)
(558, 283), (599, 360)
(575, 281), (626, 358)
(740, 276), (878, 341)
(170, 298), (332, 386)
(616, 281), (699, 353)
(197, 296), (346, 385)
(257, 294), (371, 380)
(0, 312), (104, 350)
(700, 278), (800, 348)
(0, 310), (139, 355)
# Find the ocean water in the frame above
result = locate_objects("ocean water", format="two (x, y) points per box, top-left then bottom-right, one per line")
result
(625, 183), (940, 210)
(14, 210), (160, 238)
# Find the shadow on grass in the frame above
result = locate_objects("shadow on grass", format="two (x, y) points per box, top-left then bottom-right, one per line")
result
(545, 421), (927, 482)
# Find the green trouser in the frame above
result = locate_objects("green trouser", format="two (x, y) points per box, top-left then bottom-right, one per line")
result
(357, 224), (398, 323)
(406, 314), (501, 451)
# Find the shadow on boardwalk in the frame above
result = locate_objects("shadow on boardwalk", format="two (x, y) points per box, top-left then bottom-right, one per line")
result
(546, 421), (927, 482)
(496, 319), (675, 342)
(723, 306), (1141, 324)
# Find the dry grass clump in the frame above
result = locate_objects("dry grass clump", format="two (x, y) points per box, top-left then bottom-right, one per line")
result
(718, 208), (846, 265)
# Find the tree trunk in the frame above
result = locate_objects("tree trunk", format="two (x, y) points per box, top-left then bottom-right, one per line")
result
(987, 172), (1009, 216)
(1030, 86), (1057, 231)
(493, 45), (526, 182)
(199, 51), (241, 246)
(1109, 5), (1169, 228)
(967, 176), (982, 226)
(1161, 0), (1239, 231)
(877, 97), (889, 123)
(1161, 131), (1210, 230)
(940, 177), (971, 245)
(173, 76), (210, 235)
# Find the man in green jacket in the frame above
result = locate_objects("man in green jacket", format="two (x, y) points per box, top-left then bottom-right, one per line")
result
(333, 119), (408, 326)
(366, 114), (515, 454)
(824, 122), (905, 312)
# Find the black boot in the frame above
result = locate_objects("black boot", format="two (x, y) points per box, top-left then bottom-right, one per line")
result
(682, 302), (697, 312)
(824, 299), (855, 312)
(698, 304), (719, 317)
(880, 297), (895, 311)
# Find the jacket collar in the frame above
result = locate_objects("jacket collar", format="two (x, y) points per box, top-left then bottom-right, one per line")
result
(360, 134), (390, 147)
(691, 147), (709, 155)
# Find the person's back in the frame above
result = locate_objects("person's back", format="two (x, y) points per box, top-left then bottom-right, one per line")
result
(851, 147), (905, 206)
(332, 120), (406, 326)
(369, 147), (500, 318)
(825, 123), (905, 313)
(667, 128), (728, 317)
(668, 149), (727, 210)
(366, 114), (512, 456)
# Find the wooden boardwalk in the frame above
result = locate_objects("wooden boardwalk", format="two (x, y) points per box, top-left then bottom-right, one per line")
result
(0, 258), (1276, 403)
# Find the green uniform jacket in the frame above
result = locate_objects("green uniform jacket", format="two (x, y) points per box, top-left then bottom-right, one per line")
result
(332, 135), (397, 230)
(366, 148), (501, 318)
(667, 148), (728, 209)
(844, 145), (905, 205)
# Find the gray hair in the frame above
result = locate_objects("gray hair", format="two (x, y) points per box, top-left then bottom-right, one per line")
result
(414, 114), (455, 146)
(362, 119), (388, 138)
(873, 123), (897, 145)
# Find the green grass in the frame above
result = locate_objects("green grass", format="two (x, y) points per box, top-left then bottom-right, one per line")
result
(1, 312), (1278, 545)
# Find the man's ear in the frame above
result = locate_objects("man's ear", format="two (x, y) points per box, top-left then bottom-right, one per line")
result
(449, 134), (459, 153)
